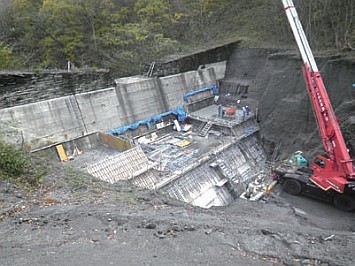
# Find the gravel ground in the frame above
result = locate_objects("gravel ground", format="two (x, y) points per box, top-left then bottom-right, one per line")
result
(1, 159), (354, 266)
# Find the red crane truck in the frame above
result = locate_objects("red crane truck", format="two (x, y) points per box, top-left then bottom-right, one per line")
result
(272, 0), (355, 211)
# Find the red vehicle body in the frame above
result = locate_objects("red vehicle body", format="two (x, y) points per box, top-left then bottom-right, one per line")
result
(273, 0), (355, 211)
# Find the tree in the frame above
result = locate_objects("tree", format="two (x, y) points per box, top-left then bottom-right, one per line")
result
(5, 0), (45, 66)
(0, 0), (353, 73)
(0, 41), (17, 69)
(297, 0), (355, 50)
(134, 0), (180, 39)
(38, 0), (84, 67)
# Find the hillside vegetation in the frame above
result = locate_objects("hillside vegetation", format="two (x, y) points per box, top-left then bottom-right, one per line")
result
(0, 0), (354, 76)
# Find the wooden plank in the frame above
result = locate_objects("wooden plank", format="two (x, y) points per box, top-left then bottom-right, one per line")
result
(176, 140), (191, 148)
(55, 145), (68, 162)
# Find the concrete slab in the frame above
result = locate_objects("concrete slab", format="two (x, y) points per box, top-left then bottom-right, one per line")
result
(189, 104), (253, 124)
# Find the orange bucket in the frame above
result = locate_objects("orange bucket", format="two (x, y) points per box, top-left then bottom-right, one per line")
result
(225, 108), (236, 116)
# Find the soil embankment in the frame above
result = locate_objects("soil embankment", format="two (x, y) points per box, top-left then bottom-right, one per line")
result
(224, 48), (355, 160)
(1, 160), (354, 266)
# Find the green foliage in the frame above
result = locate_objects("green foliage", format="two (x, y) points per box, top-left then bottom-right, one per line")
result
(0, 140), (44, 187)
(101, 18), (179, 76)
(0, 140), (27, 177)
(134, 0), (175, 32)
(0, 42), (14, 69)
(39, 0), (84, 66)
(33, 67), (41, 73)
(0, 0), (354, 73)
(134, 0), (170, 21)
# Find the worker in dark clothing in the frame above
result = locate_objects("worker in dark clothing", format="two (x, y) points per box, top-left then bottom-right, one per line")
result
(218, 104), (222, 117)
(221, 107), (225, 118)
(245, 106), (250, 115)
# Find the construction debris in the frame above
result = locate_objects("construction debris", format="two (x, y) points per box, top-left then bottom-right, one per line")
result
(239, 171), (278, 201)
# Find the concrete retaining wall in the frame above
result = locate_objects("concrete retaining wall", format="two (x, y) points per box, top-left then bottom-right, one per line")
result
(160, 135), (265, 208)
(81, 134), (265, 208)
(0, 96), (86, 149)
(158, 64), (225, 109)
(115, 77), (166, 124)
(75, 87), (121, 133)
(0, 63), (226, 150)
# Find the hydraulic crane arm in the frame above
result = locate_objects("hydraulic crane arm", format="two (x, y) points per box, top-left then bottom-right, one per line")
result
(281, 0), (355, 192)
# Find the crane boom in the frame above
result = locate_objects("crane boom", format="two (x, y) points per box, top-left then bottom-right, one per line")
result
(281, 0), (355, 193)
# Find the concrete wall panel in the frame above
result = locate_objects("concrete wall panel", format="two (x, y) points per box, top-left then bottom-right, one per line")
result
(183, 71), (207, 92)
(115, 77), (166, 124)
(0, 96), (85, 149)
(205, 61), (226, 80)
(158, 74), (187, 109)
(1, 64), (225, 149)
(75, 87), (121, 133)
(182, 65), (220, 92)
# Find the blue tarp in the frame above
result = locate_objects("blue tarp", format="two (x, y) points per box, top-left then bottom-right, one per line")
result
(183, 85), (218, 102)
(108, 106), (187, 135)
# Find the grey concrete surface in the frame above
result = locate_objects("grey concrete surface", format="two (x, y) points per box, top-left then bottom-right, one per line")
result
(0, 63), (225, 150)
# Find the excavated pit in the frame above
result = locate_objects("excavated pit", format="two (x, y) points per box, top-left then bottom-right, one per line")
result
(1, 47), (355, 266)
(67, 95), (267, 209)
(35, 48), (355, 209)
(1, 48), (354, 209)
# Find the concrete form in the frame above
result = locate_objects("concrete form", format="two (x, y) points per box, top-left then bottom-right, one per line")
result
(1, 60), (268, 208)
(80, 88), (266, 208)
(0, 62), (226, 150)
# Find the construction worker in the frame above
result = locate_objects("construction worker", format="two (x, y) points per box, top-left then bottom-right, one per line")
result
(290, 151), (308, 166)
(218, 104), (222, 117)
(242, 106), (247, 120)
(245, 106), (250, 115)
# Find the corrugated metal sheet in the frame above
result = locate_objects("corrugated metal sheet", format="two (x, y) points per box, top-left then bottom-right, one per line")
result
(86, 146), (152, 183)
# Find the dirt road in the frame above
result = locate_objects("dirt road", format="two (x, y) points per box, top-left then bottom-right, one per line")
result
(1, 164), (354, 266)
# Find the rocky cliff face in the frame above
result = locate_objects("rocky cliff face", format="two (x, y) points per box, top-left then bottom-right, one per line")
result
(224, 48), (355, 161)
(0, 70), (113, 108)
(145, 41), (239, 77)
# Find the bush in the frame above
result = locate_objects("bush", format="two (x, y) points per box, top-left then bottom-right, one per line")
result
(0, 42), (21, 70)
(0, 140), (27, 177)
(0, 140), (43, 186)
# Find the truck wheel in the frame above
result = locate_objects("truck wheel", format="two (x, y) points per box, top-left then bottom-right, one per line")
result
(283, 179), (302, 195)
(333, 195), (355, 212)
